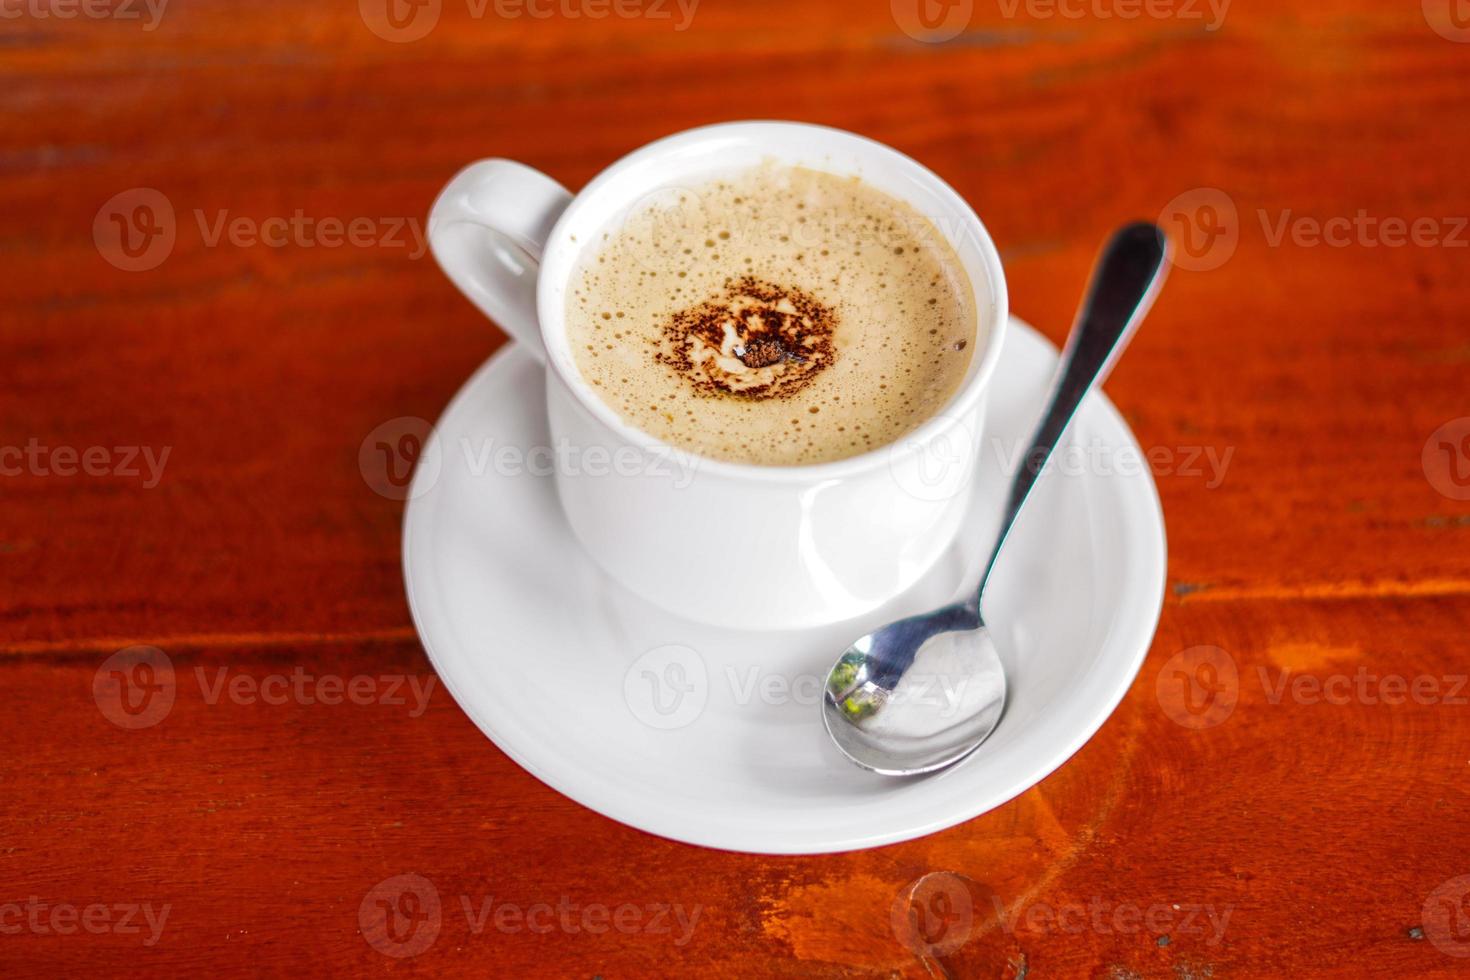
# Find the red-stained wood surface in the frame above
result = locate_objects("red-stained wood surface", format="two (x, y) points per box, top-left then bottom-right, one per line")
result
(2, 0), (1469, 975)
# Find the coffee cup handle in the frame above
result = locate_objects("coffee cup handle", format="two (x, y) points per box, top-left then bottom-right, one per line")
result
(428, 160), (573, 361)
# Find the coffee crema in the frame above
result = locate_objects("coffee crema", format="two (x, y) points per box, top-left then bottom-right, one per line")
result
(567, 165), (979, 465)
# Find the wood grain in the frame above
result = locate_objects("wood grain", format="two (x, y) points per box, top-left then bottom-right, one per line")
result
(2, 0), (1469, 975)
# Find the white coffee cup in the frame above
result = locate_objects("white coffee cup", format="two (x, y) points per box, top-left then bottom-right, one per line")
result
(427, 121), (1008, 630)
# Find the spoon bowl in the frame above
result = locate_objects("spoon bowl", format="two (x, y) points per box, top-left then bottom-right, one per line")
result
(823, 604), (1005, 774)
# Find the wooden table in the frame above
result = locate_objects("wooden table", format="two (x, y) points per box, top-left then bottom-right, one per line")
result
(4, 0), (1468, 974)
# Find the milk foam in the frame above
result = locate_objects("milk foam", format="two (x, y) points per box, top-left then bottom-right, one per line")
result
(567, 165), (979, 466)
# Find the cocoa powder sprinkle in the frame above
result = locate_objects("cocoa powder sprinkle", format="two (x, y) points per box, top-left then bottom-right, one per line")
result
(655, 276), (838, 400)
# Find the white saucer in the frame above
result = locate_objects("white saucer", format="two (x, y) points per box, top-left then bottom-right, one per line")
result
(402, 317), (1166, 854)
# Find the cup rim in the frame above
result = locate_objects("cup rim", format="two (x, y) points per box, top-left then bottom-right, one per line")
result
(535, 120), (1009, 483)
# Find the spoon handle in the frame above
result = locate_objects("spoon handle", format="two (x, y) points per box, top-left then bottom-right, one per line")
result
(974, 222), (1170, 605)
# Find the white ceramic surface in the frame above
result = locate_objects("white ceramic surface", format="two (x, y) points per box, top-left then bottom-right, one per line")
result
(427, 121), (1009, 630)
(401, 317), (1167, 854)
